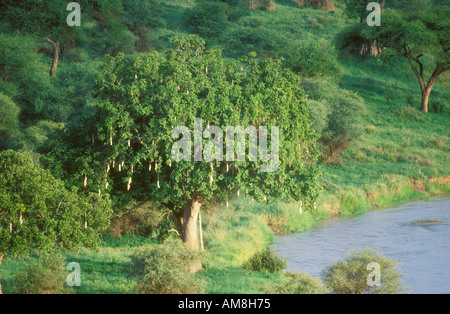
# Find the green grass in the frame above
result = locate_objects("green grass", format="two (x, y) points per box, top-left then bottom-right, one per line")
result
(202, 201), (275, 267)
(1, 0), (449, 295)
(196, 266), (285, 294)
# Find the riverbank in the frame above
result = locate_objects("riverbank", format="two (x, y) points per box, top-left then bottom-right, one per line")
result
(193, 174), (449, 293)
(274, 197), (450, 293)
(239, 175), (450, 237)
(0, 178), (448, 294)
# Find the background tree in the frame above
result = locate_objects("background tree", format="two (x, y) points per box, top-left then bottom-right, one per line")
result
(0, 93), (20, 150)
(340, 0), (385, 58)
(186, 1), (231, 39)
(361, 6), (450, 112)
(42, 35), (322, 251)
(0, 150), (111, 294)
(0, 0), (82, 76)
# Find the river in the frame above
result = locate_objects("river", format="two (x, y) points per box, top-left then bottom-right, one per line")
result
(274, 198), (450, 294)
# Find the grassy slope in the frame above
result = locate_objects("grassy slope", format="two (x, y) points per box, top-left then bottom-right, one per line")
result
(1, 1), (449, 294)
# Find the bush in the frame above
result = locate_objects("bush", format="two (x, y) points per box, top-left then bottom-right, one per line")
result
(321, 89), (365, 160)
(0, 93), (20, 149)
(299, 77), (365, 160)
(265, 272), (329, 294)
(130, 238), (205, 294)
(14, 254), (72, 294)
(242, 247), (287, 273)
(287, 37), (342, 78)
(392, 104), (428, 122)
(322, 248), (406, 294)
(186, 1), (230, 38)
(222, 27), (288, 58)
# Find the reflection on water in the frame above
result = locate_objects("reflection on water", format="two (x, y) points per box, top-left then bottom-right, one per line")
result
(274, 198), (450, 294)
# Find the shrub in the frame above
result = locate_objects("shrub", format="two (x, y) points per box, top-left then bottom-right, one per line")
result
(238, 16), (266, 28)
(222, 26), (287, 58)
(307, 99), (329, 135)
(299, 77), (365, 161)
(306, 17), (322, 30)
(287, 37), (342, 78)
(321, 90), (365, 160)
(322, 248), (406, 294)
(265, 272), (329, 294)
(242, 247), (287, 273)
(130, 238), (205, 294)
(0, 93), (20, 149)
(392, 104), (428, 122)
(14, 254), (72, 294)
(186, 1), (230, 38)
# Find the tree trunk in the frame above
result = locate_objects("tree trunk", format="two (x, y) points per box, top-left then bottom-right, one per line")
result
(247, 0), (258, 10)
(420, 87), (432, 113)
(199, 209), (204, 251)
(183, 199), (202, 251)
(0, 253), (3, 294)
(46, 38), (59, 77)
(405, 53), (444, 113)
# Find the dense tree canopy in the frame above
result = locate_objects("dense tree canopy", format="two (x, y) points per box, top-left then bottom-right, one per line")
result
(0, 150), (111, 292)
(42, 35), (322, 249)
(0, 150), (111, 256)
(362, 6), (450, 112)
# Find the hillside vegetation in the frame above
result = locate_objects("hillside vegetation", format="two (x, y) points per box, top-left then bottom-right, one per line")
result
(0, 0), (448, 294)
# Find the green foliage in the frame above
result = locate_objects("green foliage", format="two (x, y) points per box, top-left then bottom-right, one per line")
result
(265, 271), (329, 294)
(300, 77), (365, 159)
(222, 26), (288, 58)
(335, 22), (369, 57)
(0, 150), (112, 257)
(321, 90), (364, 159)
(130, 238), (205, 294)
(13, 253), (71, 294)
(202, 202), (275, 266)
(101, 233), (158, 248)
(0, 0), (82, 46)
(122, 0), (164, 31)
(196, 265), (284, 294)
(44, 34), (322, 224)
(391, 104), (428, 122)
(361, 7), (449, 63)
(0, 34), (51, 119)
(186, 1), (231, 38)
(322, 248), (406, 294)
(242, 247), (287, 273)
(287, 36), (342, 78)
(0, 93), (20, 149)
(337, 188), (369, 216)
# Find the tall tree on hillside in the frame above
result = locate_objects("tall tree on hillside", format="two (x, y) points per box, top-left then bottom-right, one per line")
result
(341, 0), (386, 57)
(0, 0), (84, 76)
(0, 150), (111, 294)
(42, 35), (322, 251)
(362, 7), (450, 112)
(0, 0), (138, 75)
